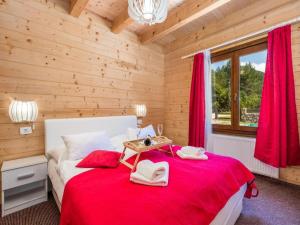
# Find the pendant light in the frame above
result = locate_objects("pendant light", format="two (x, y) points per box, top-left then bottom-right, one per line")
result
(128, 0), (168, 25)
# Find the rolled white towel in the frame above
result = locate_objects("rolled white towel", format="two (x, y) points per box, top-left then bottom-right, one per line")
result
(180, 146), (205, 156)
(130, 161), (169, 187)
(135, 160), (167, 181)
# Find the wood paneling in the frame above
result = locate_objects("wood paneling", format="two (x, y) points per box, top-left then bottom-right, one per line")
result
(70, 0), (89, 17)
(0, 0), (165, 165)
(86, 0), (185, 35)
(140, 0), (232, 44)
(280, 23), (300, 185)
(155, 0), (257, 46)
(165, 0), (300, 55)
(111, 7), (133, 34)
(86, 0), (128, 21)
(85, 0), (258, 45)
(164, 0), (300, 185)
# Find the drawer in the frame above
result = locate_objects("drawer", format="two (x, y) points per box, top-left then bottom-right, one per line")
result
(2, 163), (47, 190)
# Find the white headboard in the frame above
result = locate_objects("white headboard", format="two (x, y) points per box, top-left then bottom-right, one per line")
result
(44, 115), (137, 152)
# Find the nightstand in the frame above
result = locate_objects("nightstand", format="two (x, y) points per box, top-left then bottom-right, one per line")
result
(1, 155), (48, 217)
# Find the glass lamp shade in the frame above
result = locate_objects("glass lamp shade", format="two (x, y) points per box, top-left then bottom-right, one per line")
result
(128, 0), (168, 25)
(135, 104), (147, 117)
(9, 100), (38, 122)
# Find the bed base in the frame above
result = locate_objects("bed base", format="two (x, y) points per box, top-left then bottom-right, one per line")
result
(52, 189), (61, 212)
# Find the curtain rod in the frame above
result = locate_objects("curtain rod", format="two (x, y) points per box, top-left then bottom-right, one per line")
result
(181, 16), (300, 60)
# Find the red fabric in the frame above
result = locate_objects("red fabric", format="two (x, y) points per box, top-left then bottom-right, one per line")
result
(189, 53), (205, 147)
(254, 25), (300, 168)
(60, 148), (255, 225)
(245, 181), (258, 198)
(76, 150), (121, 168)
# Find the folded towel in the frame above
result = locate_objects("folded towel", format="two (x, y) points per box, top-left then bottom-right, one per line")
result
(177, 149), (208, 160)
(135, 160), (167, 181)
(130, 160), (169, 186)
(180, 146), (205, 156)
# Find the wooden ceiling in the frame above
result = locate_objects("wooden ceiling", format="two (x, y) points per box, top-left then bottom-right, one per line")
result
(70, 0), (259, 45)
(86, 0), (185, 22)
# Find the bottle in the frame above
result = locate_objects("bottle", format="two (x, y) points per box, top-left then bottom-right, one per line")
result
(144, 135), (152, 146)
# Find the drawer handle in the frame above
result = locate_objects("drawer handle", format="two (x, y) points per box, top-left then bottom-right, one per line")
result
(17, 172), (35, 180)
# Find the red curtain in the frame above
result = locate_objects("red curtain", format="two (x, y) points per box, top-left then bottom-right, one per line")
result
(188, 53), (205, 147)
(254, 25), (300, 168)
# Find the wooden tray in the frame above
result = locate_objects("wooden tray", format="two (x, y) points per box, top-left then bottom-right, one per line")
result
(123, 136), (172, 153)
(120, 136), (174, 171)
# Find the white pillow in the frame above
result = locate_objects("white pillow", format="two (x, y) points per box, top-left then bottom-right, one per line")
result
(138, 125), (156, 138)
(47, 145), (66, 163)
(127, 125), (157, 140)
(110, 134), (128, 152)
(62, 131), (114, 160)
(127, 127), (138, 140)
(57, 147), (68, 175)
(110, 134), (137, 159)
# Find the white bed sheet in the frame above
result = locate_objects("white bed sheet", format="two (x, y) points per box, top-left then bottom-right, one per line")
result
(48, 159), (246, 225)
(60, 160), (91, 184)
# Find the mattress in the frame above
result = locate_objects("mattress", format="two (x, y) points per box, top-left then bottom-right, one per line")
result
(48, 159), (64, 203)
(48, 159), (246, 225)
(211, 184), (246, 225)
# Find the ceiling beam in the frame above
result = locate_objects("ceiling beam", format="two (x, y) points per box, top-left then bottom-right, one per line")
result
(111, 7), (134, 34)
(70, 0), (89, 17)
(140, 0), (231, 44)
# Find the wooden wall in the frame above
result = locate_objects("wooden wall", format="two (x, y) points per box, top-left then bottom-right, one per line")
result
(0, 0), (165, 164)
(164, 0), (300, 185)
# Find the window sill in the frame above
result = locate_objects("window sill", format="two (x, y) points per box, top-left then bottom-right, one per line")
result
(212, 128), (256, 138)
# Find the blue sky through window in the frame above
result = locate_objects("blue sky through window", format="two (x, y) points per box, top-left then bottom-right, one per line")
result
(240, 50), (267, 72)
(212, 50), (267, 73)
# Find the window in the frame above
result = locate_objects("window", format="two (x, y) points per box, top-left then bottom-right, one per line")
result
(211, 39), (267, 136)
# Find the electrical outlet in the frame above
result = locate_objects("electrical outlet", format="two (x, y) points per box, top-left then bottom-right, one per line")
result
(20, 126), (33, 135)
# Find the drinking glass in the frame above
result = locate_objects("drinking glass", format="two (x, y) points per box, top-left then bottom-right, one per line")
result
(157, 124), (163, 136)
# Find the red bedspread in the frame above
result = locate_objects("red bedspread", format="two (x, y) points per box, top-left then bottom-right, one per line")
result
(60, 148), (255, 225)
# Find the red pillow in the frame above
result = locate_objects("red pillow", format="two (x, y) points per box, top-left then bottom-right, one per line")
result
(76, 150), (121, 168)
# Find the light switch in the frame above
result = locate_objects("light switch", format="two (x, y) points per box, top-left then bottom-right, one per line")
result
(20, 127), (33, 135)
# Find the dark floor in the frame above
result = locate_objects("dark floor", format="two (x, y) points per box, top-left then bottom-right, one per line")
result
(0, 175), (299, 225)
(236, 176), (300, 225)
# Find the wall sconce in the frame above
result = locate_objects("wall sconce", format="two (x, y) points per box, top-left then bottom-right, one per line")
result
(135, 104), (147, 127)
(9, 100), (38, 135)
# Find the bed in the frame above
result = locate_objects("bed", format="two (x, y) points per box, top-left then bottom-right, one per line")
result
(45, 116), (253, 225)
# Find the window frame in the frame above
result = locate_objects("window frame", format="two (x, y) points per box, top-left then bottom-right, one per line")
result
(211, 38), (268, 137)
